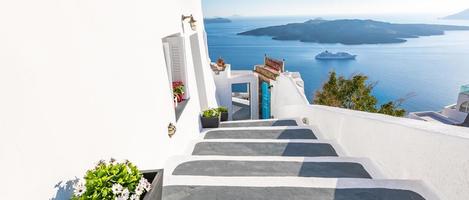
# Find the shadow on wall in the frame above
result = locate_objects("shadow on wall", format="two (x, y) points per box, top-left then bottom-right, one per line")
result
(50, 178), (79, 200)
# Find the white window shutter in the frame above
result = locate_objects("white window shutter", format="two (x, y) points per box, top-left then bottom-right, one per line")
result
(167, 36), (186, 83)
(164, 35), (189, 99)
(162, 42), (173, 85)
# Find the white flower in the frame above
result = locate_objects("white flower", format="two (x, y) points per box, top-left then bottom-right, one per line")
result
(112, 183), (123, 195)
(115, 195), (127, 200)
(114, 188), (129, 200)
(129, 194), (139, 200)
(138, 177), (152, 191)
(134, 177), (151, 196)
(73, 180), (86, 197)
(135, 184), (144, 195)
(109, 158), (117, 165)
(121, 188), (130, 199)
(95, 159), (106, 168)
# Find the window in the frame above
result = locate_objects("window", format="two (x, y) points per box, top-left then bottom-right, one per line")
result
(163, 34), (190, 120)
(460, 101), (469, 113)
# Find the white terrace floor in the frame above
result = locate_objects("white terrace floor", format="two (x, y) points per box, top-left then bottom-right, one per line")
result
(160, 119), (438, 200)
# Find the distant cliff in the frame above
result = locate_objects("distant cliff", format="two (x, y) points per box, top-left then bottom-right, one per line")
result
(238, 19), (469, 45)
(443, 9), (469, 20)
(204, 17), (232, 24)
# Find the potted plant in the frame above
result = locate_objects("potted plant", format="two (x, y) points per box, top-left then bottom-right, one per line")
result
(172, 81), (185, 103)
(71, 158), (153, 200)
(217, 107), (228, 121)
(200, 108), (220, 128)
(216, 57), (227, 71)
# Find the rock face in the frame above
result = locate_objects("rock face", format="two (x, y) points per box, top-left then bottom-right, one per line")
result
(204, 17), (232, 24)
(443, 9), (469, 20)
(238, 19), (469, 45)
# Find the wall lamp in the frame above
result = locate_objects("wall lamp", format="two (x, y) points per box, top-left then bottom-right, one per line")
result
(182, 14), (197, 31)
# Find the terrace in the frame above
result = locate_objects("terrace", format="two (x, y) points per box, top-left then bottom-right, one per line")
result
(159, 72), (469, 200)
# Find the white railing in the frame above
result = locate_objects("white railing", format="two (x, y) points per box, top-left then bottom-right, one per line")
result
(275, 104), (469, 200)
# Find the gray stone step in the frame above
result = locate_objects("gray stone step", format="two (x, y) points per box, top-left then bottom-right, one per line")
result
(172, 160), (371, 178)
(192, 141), (338, 157)
(204, 128), (316, 139)
(220, 119), (298, 127)
(163, 186), (426, 200)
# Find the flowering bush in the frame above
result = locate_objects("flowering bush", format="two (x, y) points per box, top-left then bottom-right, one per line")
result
(172, 81), (185, 103)
(72, 159), (151, 200)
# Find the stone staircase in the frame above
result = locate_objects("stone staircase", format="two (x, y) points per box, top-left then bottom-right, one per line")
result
(162, 119), (437, 200)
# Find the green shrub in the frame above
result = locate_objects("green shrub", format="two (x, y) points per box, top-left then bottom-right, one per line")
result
(314, 71), (406, 117)
(71, 159), (151, 200)
(217, 107), (228, 113)
(201, 108), (220, 118)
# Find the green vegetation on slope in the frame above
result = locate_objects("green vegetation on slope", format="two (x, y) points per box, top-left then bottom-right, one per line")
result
(314, 71), (406, 117)
(238, 19), (469, 45)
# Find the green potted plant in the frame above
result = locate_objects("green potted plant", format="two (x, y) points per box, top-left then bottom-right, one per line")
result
(217, 107), (228, 121)
(200, 108), (220, 128)
(71, 158), (153, 200)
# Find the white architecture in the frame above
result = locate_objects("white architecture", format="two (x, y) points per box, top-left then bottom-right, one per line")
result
(212, 65), (259, 120)
(409, 84), (469, 126)
(1, 0), (469, 199)
(0, 0), (217, 199)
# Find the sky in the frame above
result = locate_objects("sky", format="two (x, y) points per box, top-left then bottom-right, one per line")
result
(202, 0), (469, 17)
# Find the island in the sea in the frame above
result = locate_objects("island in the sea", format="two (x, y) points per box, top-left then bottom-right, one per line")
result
(443, 9), (469, 20)
(237, 19), (469, 45)
(204, 17), (232, 24)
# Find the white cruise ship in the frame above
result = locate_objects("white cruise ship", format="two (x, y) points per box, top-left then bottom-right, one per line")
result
(315, 51), (357, 60)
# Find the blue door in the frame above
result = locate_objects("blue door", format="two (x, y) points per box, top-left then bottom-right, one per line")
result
(261, 82), (271, 119)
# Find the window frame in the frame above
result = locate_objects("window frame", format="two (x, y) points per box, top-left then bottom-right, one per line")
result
(162, 34), (191, 121)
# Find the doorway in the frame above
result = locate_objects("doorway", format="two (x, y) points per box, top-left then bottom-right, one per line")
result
(231, 83), (251, 120)
(260, 81), (271, 119)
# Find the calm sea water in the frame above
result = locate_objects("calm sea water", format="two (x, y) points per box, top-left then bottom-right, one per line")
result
(205, 15), (469, 112)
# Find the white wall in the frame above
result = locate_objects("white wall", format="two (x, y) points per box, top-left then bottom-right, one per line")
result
(213, 67), (259, 120)
(441, 108), (468, 122)
(0, 0), (216, 199)
(276, 104), (469, 200)
(229, 71), (259, 120)
(271, 74), (309, 118)
(213, 64), (232, 111)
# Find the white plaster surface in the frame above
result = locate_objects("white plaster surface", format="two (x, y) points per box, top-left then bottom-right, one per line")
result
(276, 104), (469, 200)
(0, 0), (217, 199)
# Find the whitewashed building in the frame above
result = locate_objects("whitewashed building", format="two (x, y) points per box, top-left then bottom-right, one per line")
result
(409, 85), (469, 125)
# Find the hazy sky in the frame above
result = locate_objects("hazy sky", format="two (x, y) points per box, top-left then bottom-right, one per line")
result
(202, 0), (469, 17)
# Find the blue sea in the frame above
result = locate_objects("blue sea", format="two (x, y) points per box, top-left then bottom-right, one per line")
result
(205, 15), (469, 112)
